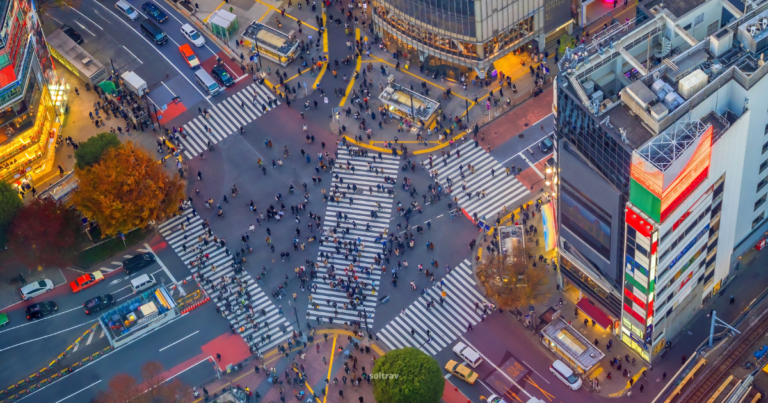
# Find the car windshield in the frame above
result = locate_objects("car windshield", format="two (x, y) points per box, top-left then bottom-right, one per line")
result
(187, 55), (197, 61)
(208, 84), (219, 91)
(126, 6), (135, 12)
(190, 31), (200, 40)
(567, 373), (579, 384)
(155, 33), (165, 41)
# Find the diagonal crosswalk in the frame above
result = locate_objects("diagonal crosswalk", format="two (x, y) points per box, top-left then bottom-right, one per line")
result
(178, 82), (280, 159)
(157, 208), (293, 354)
(429, 141), (530, 223)
(376, 260), (491, 355)
(306, 148), (401, 328)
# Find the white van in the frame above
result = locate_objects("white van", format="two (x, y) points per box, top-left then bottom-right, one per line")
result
(452, 342), (483, 367)
(195, 70), (222, 96)
(114, 1), (139, 21)
(550, 360), (582, 390)
(130, 274), (156, 293)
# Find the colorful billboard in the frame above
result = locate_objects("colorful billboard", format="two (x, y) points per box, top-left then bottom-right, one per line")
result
(630, 126), (713, 222)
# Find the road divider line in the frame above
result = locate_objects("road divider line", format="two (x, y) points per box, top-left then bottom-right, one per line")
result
(65, 3), (103, 29)
(54, 380), (102, 403)
(0, 320), (97, 352)
(0, 306), (83, 334)
(159, 330), (200, 351)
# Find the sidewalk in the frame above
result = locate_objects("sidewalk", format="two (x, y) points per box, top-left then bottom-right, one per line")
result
(0, 251), (68, 311)
(192, 327), (384, 403)
(34, 60), (179, 196)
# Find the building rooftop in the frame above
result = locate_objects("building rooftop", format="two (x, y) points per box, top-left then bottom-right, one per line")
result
(541, 318), (605, 370)
(642, 0), (708, 19)
(378, 82), (440, 121)
(242, 22), (298, 55)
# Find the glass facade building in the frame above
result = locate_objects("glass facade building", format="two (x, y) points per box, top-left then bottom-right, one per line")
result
(0, 0), (65, 187)
(372, 0), (551, 77)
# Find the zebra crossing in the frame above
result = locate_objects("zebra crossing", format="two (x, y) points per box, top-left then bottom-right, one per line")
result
(307, 148), (401, 327)
(431, 141), (529, 222)
(178, 82), (280, 159)
(157, 208), (293, 353)
(376, 260), (491, 355)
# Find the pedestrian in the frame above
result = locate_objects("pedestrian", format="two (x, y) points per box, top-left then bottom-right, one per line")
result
(216, 353), (222, 361)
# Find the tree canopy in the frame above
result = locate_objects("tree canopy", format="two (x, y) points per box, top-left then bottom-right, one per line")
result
(72, 142), (185, 238)
(476, 234), (549, 311)
(0, 181), (22, 247)
(93, 361), (190, 403)
(7, 198), (83, 268)
(372, 347), (443, 403)
(75, 132), (121, 170)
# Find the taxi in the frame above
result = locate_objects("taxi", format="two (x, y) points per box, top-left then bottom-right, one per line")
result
(69, 270), (104, 293)
(445, 360), (479, 384)
(179, 44), (200, 69)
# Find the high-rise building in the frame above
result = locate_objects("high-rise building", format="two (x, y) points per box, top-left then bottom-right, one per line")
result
(371, 0), (573, 78)
(554, 0), (768, 362)
(0, 0), (66, 186)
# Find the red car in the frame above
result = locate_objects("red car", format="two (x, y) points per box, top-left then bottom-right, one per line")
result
(69, 271), (105, 293)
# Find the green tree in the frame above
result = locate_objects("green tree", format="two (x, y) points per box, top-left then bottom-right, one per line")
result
(7, 198), (83, 268)
(75, 132), (120, 170)
(372, 347), (443, 403)
(0, 181), (22, 247)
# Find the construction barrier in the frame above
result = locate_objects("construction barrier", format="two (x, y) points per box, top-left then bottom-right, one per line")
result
(0, 324), (112, 403)
(176, 288), (211, 314)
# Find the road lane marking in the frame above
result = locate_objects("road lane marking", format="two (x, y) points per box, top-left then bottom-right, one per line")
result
(92, 9), (111, 23)
(122, 45), (143, 64)
(0, 306), (83, 334)
(150, 0), (185, 25)
(162, 81), (177, 97)
(163, 356), (212, 383)
(459, 336), (535, 401)
(158, 330), (200, 351)
(520, 153), (545, 178)
(145, 243), (185, 295)
(522, 360), (550, 384)
(89, 0), (214, 106)
(75, 21), (95, 36)
(54, 380), (101, 403)
(0, 320), (97, 352)
(322, 335), (338, 403)
(65, 3), (103, 29)
(86, 329), (96, 345)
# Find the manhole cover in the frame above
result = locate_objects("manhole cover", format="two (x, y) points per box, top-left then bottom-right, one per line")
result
(524, 123), (529, 127)
(518, 134), (524, 138)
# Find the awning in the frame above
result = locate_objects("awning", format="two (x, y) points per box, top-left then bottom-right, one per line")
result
(576, 298), (613, 330)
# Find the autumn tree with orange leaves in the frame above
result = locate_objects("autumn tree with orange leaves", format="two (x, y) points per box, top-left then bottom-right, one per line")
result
(72, 142), (184, 238)
(476, 234), (548, 311)
(92, 361), (191, 403)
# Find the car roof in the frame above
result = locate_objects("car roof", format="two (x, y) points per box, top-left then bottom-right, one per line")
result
(21, 280), (47, 292)
(180, 43), (193, 53)
(212, 65), (226, 73)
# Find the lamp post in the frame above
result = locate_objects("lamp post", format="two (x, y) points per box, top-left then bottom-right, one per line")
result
(362, 305), (370, 335)
(465, 98), (470, 125)
(293, 306), (303, 338)
(409, 92), (415, 123)
(152, 103), (164, 133)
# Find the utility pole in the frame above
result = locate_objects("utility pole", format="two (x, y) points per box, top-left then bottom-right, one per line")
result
(709, 311), (740, 347)
(293, 306), (303, 337)
(465, 98), (469, 125)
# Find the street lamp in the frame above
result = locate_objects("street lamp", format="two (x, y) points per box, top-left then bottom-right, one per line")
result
(152, 103), (164, 133)
(465, 98), (470, 125)
(293, 306), (303, 338)
(362, 305), (370, 335)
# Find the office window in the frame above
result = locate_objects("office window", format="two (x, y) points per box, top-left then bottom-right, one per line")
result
(761, 159), (768, 174)
(753, 212), (765, 229)
(707, 21), (718, 35)
(763, 140), (768, 154)
(757, 194), (767, 211)
(759, 177), (768, 193)
(694, 13), (704, 27)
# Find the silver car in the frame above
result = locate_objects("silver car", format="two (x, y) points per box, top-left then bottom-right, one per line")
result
(20, 279), (54, 300)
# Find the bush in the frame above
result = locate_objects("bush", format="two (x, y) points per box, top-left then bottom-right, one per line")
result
(76, 228), (150, 268)
(74, 132), (120, 170)
(0, 182), (22, 248)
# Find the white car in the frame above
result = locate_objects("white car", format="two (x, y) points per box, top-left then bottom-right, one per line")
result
(452, 342), (483, 367)
(181, 24), (205, 47)
(20, 279), (54, 300)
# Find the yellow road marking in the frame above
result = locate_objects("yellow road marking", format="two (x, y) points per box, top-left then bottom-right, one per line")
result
(368, 55), (473, 104)
(339, 28), (361, 107)
(257, 9), (270, 22)
(322, 335), (338, 403)
(608, 366), (647, 397)
(252, 0), (319, 30)
(524, 375), (555, 401)
(344, 135), (390, 153)
(203, 1), (226, 22)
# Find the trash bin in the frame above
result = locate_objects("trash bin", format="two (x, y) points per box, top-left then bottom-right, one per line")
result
(379, 295), (390, 305)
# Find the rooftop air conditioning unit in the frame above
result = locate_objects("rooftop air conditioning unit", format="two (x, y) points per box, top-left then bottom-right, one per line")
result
(81, 57), (92, 66)
(650, 5), (662, 14)
(710, 28), (733, 57)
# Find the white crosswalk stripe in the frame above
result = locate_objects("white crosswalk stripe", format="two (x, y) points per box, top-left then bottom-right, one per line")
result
(178, 83), (279, 159)
(306, 148), (401, 328)
(376, 260), (491, 355)
(430, 141), (529, 222)
(157, 207), (294, 353)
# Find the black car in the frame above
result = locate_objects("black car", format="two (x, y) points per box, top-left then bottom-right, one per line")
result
(211, 65), (234, 87)
(83, 294), (115, 315)
(142, 2), (168, 23)
(26, 301), (58, 320)
(123, 253), (156, 274)
(60, 24), (83, 44)
(539, 137), (554, 154)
